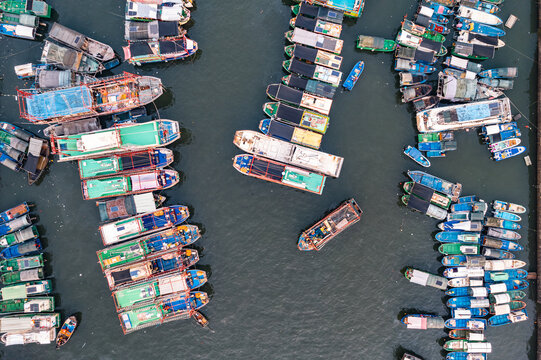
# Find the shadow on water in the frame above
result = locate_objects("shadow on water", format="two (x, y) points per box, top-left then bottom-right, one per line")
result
(153, 87), (174, 110)
(199, 280), (214, 298)
(189, 221), (206, 236)
(178, 127), (193, 146)
(394, 345), (424, 360)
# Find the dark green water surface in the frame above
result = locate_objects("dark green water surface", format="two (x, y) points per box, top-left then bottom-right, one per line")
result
(0, 1), (538, 359)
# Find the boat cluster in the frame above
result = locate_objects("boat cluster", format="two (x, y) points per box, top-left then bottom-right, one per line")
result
(0, 0), (51, 40)
(232, 1), (362, 195)
(123, 0), (198, 65)
(399, 171), (529, 359)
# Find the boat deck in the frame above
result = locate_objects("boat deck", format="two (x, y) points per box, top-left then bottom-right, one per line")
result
(84, 176), (130, 199)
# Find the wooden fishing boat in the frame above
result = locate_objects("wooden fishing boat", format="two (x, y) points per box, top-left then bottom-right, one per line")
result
(448, 329), (485, 340)
(123, 36), (198, 65)
(486, 227), (521, 241)
(283, 59), (342, 87)
(78, 148), (174, 179)
(0, 280), (52, 300)
(457, 6), (502, 25)
(444, 340), (492, 353)
(400, 73), (428, 86)
(266, 84), (332, 115)
(0, 0), (51, 18)
(56, 316), (77, 348)
(1, 268), (44, 285)
(233, 130), (344, 178)
(402, 354), (423, 360)
(401, 84), (432, 102)
(298, 199), (362, 251)
(436, 231), (480, 242)
(482, 236), (522, 251)
(479, 67), (518, 78)
(233, 154), (326, 195)
(97, 224), (199, 270)
(263, 102), (329, 134)
(0, 239), (41, 260)
(356, 35), (397, 52)
(394, 59), (436, 74)
(443, 55), (483, 73)
(454, 18), (505, 37)
(404, 267), (448, 290)
(451, 307), (488, 318)
(258, 121), (324, 154)
(285, 44), (343, 70)
(285, 28), (343, 55)
(1, 329), (56, 346)
(400, 314), (444, 329)
(492, 146), (526, 161)
(0, 313), (61, 332)
(96, 193), (166, 222)
(439, 243), (479, 255)
(290, 16), (342, 38)
(493, 200), (525, 214)
(125, 20), (184, 41)
(81, 169), (180, 200)
(0, 254), (43, 272)
(444, 318), (486, 330)
(403, 146), (431, 168)
(18, 73), (164, 125)
(99, 206), (189, 246)
(407, 170), (461, 201)
(192, 311), (209, 328)
(125, 1), (190, 23)
(489, 138), (521, 153)
(343, 61), (364, 91)
(0, 296), (54, 314)
(112, 270), (207, 311)
(492, 210), (521, 222)
(488, 310), (527, 327)
(460, 0), (500, 14)
(0, 215), (32, 237)
(283, 74), (336, 99)
(413, 96), (439, 112)
(404, 182), (451, 209)
(118, 291), (208, 334)
(41, 41), (104, 74)
(0, 203), (30, 225)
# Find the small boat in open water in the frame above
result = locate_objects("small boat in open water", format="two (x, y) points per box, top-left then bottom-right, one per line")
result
(343, 61), (364, 91)
(298, 199), (362, 251)
(56, 316), (77, 348)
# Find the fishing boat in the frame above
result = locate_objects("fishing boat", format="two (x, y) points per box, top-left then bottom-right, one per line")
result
(290, 16), (342, 38)
(0, 280), (52, 300)
(484, 129), (521, 145)
(0, 297), (54, 314)
(489, 290), (526, 303)
(51, 120), (179, 162)
(104, 248), (198, 290)
(443, 55), (483, 73)
(450, 201), (486, 214)
(42, 117), (101, 138)
(458, 195), (479, 203)
(112, 270), (207, 311)
(404, 182), (451, 210)
(444, 340), (492, 353)
(125, 1), (190, 23)
(486, 227), (521, 241)
(485, 259), (526, 271)
(298, 199), (362, 251)
(0, 203), (30, 225)
(97, 224), (199, 270)
(460, 0), (500, 14)
(0, 0), (51, 18)
(400, 314), (444, 329)
(291, 2), (344, 23)
(416, 98), (512, 133)
(493, 200), (525, 214)
(444, 318), (486, 330)
(489, 300), (526, 314)
(407, 170), (462, 201)
(283, 59), (342, 87)
(233, 130), (344, 178)
(396, 47), (437, 64)
(343, 61), (364, 91)
(451, 307), (488, 318)
(297, 0), (364, 18)
(402, 195), (447, 219)
(489, 138), (521, 153)
(413, 96), (439, 112)
(400, 73), (428, 86)
(81, 169), (180, 201)
(0, 23), (37, 40)
(285, 28), (343, 55)
(403, 146), (431, 168)
(484, 246), (515, 259)
(418, 132), (454, 142)
(118, 291), (208, 334)
(485, 217), (521, 230)
(192, 311), (209, 329)
(123, 36), (198, 65)
(0, 215), (32, 237)
(285, 44), (343, 70)
(492, 210), (521, 222)
(445, 286), (485, 297)
(479, 67), (518, 78)
(99, 206), (189, 246)
(454, 18), (505, 37)
(435, 232), (480, 242)
(439, 244), (479, 255)
(482, 236), (523, 251)
(429, 2), (453, 15)
(233, 154), (326, 195)
(266, 84), (333, 115)
(356, 35), (397, 52)
(48, 23), (118, 66)
(486, 280), (529, 293)
(444, 266), (484, 278)
(478, 77), (514, 90)
(27, 68), (97, 92)
(457, 6), (502, 25)
(18, 73), (164, 124)
(486, 271), (527, 284)
(441, 255), (485, 267)
(40, 41), (105, 74)
(1, 329), (56, 346)
(96, 193), (166, 222)
(416, 10), (451, 33)
(0, 254), (43, 272)
(0, 239), (41, 259)
(448, 277), (484, 288)
(452, 42), (494, 60)
(56, 316), (77, 348)
(488, 310), (527, 326)
(283, 74), (336, 99)
(401, 84), (432, 103)
(0, 313), (60, 332)
(401, 19), (446, 43)
(394, 59), (436, 74)
(125, 20), (184, 41)
(447, 211), (484, 222)
(404, 267), (448, 290)
(439, 220), (483, 232)
(448, 329), (485, 340)
(78, 148), (173, 179)
(456, 31), (505, 48)
(2, 268), (44, 285)
(263, 102), (329, 134)
(492, 146), (526, 161)
(0, 11), (41, 28)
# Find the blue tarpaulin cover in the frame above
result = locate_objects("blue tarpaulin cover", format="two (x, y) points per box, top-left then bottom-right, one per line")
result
(24, 86), (92, 121)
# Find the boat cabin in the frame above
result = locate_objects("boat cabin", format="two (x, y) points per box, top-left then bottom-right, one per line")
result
(288, 44), (342, 69)
(295, 2), (345, 23)
(124, 20), (182, 41)
(288, 28), (343, 54)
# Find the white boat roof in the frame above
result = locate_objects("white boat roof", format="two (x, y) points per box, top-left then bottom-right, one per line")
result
(488, 283), (508, 293)
(158, 274), (189, 295)
(408, 269), (429, 286)
(406, 317), (426, 329)
(14, 25), (35, 38)
(465, 342), (492, 353)
(418, 6), (434, 18)
(79, 131), (120, 152)
(101, 218), (142, 246)
(130, 173), (159, 191)
(133, 193), (157, 213)
(14, 63), (36, 77)
(2, 329), (55, 346)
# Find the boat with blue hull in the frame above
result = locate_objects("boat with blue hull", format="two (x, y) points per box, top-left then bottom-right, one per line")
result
(343, 61), (364, 91)
(444, 318), (486, 330)
(482, 236), (522, 251)
(0, 203), (30, 225)
(99, 206), (190, 246)
(479, 67), (518, 78)
(445, 286), (487, 297)
(0, 23), (36, 40)
(447, 296), (489, 308)
(441, 255), (484, 266)
(458, 195), (478, 204)
(493, 200), (526, 214)
(0, 239), (42, 259)
(480, 122), (518, 136)
(484, 129), (521, 145)
(444, 266), (485, 279)
(417, 141), (456, 152)
(404, 146), (430, 167)
(461, 0), (500, 13)
(485, 217), (521, 230)
(450, 201), (487, 214)
(394, 59), (436, 74)
(492, 146), (526, 161)
(0, 226), (38, 248)
(486, 227), (521, 241)
(428, 3), (453, 16)
(407, 170), (462, 201)
(488, 310), (528, 326)
(438, 220), (483, 232)
(485, 269), (527, 282)
(486, 280), (529, 292)
(451, 308), (489, 318)
(446, 352), (487, 360)
(454, 18), (505, 37)
(483, 248), (514, 259)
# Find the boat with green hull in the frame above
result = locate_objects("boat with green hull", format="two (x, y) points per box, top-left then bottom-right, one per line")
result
(0, 254), (44, 273)
(97, 224), (200, 270)
(118, 291), (209, 334)
(439, 243), (480, 255)
(0, 313), (61, 332)
(1, 268), (43, 285)
(0, 296), (54, 314)
(52, 120), (180, 162)
(263, 102), (329, 134)
(0, 226), (38, 248)
(112, 270), (208, 311)
(0, 280), (52, 300)
(0, 0), (51, 18)
(356, 35), (397, 52)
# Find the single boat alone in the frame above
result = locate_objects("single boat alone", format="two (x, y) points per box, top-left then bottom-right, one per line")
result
(342, 61), (364, 91)
(56, 316), (77, 348)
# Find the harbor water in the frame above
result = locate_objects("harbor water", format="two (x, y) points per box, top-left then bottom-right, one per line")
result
(0, 0), (538, 359)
